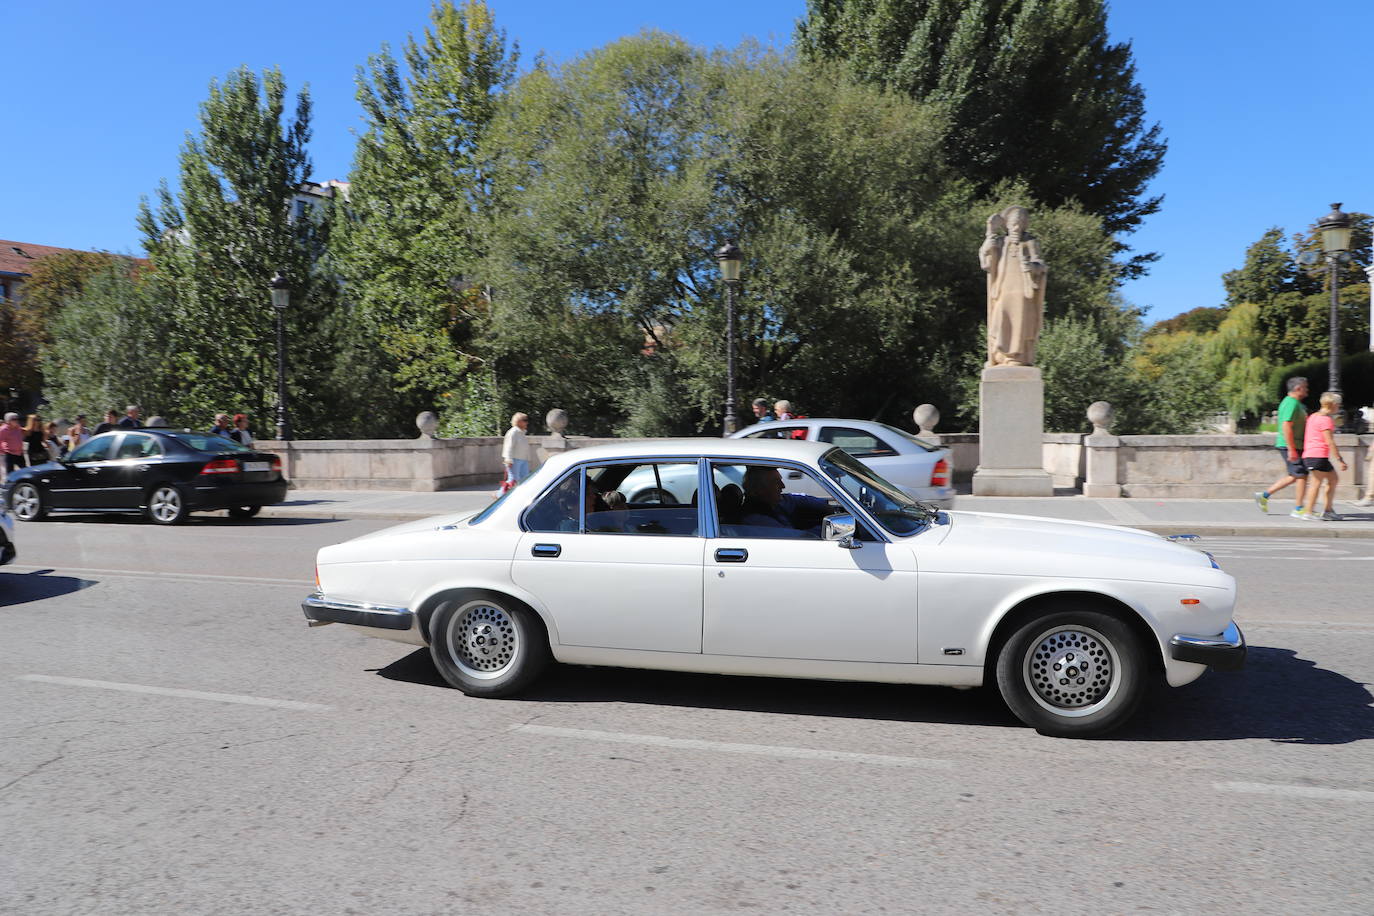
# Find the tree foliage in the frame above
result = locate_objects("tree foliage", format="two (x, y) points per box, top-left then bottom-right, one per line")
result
(135, 66), (338, 432)
(0, 250), (118, 392)
(797, 0), (1166, 245)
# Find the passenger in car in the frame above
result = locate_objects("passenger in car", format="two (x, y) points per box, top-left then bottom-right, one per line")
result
(738, 467), (830, 535)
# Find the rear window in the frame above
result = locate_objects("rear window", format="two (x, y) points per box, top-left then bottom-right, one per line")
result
(162, 431), (251, 454)
(876, 422), (938, 452)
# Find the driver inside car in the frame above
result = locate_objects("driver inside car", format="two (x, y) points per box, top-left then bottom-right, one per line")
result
(738, 466), (832, 535)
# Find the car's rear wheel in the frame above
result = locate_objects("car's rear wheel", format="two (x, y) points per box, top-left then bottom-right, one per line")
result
(995, 607), (1147, 738)
(429, 593), (550, 698)
(146, 485), (188, 525)
(227, 505), (261, 519)
(10, 483), (47, 521)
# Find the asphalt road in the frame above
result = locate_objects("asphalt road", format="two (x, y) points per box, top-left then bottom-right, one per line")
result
(2, 516), (1372, 914)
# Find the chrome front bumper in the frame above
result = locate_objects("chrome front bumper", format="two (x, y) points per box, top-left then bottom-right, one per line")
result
(302, 593), (414, 631)
(1169, 621), (1246, 672)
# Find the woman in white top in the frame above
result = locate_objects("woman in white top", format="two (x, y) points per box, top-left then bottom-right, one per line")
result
(65, 414), (90, 450)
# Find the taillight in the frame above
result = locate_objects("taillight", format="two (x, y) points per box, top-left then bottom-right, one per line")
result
(199, 458), (238, 476)
(931, 459), (949, 487)
(271, 456), (282, 473)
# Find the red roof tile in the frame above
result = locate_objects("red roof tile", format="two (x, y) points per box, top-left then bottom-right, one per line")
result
(0, 239), (100, 277)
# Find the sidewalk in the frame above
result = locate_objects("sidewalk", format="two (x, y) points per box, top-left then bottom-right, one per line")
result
(258, 486), (1374, 538)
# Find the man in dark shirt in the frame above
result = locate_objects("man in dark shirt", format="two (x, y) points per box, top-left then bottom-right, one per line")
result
(92, 410), (119, 435)
(738, 466), (831, 535)
(117, 405), (144, 429)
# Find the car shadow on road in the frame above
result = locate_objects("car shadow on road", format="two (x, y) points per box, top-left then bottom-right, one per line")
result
(375, 649), (1018, 729)
(0, 569), (98, 607)
(1116, 645), (1374, 745)
(378, 643), (1374, 743)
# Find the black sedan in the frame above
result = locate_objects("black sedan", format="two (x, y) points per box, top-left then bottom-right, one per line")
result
(3, 429), (288, 525)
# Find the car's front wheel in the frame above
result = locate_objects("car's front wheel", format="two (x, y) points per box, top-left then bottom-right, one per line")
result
(145, 485), (188, 525)
(429, 593), (550, 698)
(995, 607), (1148, 738)
(10, 482), (48, 521)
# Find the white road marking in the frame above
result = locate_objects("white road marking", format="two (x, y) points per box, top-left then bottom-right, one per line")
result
(509, 724), (954, 769)
(17, 675), (329, 710)
(3, 564), (309, 587)
(1097, 500), (1152, 525)
(1216, 781), (1374, 802)
(1243, 619), (1374, 633)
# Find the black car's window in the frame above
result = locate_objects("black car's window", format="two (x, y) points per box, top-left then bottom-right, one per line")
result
(115, 434), (162, 459)
(67, 436), (114, 462)
(741, 424), (809, 441)
(162, 430), (251, 453)
(524, 471), (583, 533)
(818, 426), (898, 458)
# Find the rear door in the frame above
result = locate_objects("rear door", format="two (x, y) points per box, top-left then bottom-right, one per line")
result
(108, 432), (166, 507)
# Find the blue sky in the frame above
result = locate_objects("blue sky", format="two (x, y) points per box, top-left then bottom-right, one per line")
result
(6, 0), (1371, 321)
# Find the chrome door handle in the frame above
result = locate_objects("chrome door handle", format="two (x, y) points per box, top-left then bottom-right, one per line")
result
(786, 471), (803, 479)
(714, 548), (748, 563)
(531, 543), (561, 558)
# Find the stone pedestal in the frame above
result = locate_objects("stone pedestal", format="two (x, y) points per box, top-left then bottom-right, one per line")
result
(972, 366), (1054, 496)
(1083, 433), (1122, 497)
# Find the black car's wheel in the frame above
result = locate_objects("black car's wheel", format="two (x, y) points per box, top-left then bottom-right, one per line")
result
(227, 505), (261, 519)
(428, 593), (550, 698)
(995, 607), (1148, 738)
(145, 485), (188, 525)
(10, 482), (48, 521)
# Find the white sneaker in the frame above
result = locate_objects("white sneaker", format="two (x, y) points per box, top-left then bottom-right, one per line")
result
(1356, 496), (1373, 507)
(1290, 508), (1309, 519)
(1254, 491), (1269, 513)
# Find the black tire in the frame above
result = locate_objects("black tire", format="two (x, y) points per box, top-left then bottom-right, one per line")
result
(995, 606), (1148, 738)
(9, 482), (48, 521)
(227, 505), (261, 519)
(428, 593), (550, 698)
(145, 484), (189, 525)
(630, 487), (679, 505)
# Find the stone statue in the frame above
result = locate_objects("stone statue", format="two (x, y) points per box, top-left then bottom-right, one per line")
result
(979, 205), (1048, 367)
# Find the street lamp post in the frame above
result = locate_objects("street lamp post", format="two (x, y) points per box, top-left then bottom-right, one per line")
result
(1316, 203), (1354, 400)
(715, 240), (742, 435)
(269, 271), (292, 441)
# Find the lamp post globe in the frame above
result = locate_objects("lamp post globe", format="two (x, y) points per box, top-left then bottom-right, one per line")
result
(269, 271), (292, 441)
(715, 240), (743, 435)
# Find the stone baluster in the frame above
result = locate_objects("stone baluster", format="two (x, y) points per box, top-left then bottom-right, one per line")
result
(912, 404), (940, 444)
(1082, 401), (1122, 498)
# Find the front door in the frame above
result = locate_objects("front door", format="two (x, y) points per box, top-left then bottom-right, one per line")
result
(702, 461), (919, 663)
(511, 462), (706, 654)
(43, 435), (117, 509)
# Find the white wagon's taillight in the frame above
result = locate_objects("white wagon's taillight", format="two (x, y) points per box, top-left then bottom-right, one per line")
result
(931, 459), (949, 487)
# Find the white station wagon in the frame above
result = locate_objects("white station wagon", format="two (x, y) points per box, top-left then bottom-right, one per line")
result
(304, 439), (1244, 737)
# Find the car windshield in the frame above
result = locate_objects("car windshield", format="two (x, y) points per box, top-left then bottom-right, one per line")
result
(876, 422), (938, 453)
(819, 448), (938, 536)
(161, 431), (252, 454)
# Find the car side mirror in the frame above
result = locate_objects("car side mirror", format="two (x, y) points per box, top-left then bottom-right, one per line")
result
(823, 513), (861, 549)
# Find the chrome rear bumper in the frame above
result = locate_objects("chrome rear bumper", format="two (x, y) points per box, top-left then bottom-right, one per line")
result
(302, 593), (414, 631)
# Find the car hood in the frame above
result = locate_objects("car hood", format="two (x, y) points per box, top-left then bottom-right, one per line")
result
(347, 511), (480, 541)
(935, 510), (1214, 573)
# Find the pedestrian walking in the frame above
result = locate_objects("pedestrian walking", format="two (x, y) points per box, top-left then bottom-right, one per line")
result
(1296, 391), (1347, 522)
(210, 413), (234, 438)
(1, 413), (24, 478)
(1255, 377), (1309, 515)
(229, 413), (254, 447)
(117, 405), (144, 429)
(93, 410), (119, 435)
(67, 414), (90, 450)
(41, 421), (64, 461)
(774, 399), (794, 421)
(750, 398), (774, 425)
(502, 412), (533, 489)
(22, 415), (48, 466)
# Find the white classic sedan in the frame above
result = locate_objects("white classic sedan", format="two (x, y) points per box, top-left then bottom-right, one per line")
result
(731, 418), (955, 508)
(304, 439), (1244, 737)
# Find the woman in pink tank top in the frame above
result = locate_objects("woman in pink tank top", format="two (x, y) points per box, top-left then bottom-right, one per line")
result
(1298, 391), (1348, 521)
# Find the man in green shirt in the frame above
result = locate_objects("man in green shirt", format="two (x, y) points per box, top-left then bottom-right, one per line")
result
(1254, 377), (1309, 515)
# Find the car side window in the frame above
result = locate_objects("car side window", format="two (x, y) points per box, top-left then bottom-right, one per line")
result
(818, 426), (898, 458)
(741, 425), (808, 441)
(116, 434), (161, 459)
(67, 437), (114, 463)
(584, 462), (699, 536)
(710, 462), (841, 540)
(525, 472), (583, 533)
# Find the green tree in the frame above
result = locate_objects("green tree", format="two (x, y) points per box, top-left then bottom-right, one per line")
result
(1146, 305), (1227, 337)
(137, 66), (338, 433)
(797, 0), (1166, 245)
(1203, 301), (1268, 423)
(41, 262), (178, 420)
(330, 0), (516, 435)
(0, 250), (118, 392)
